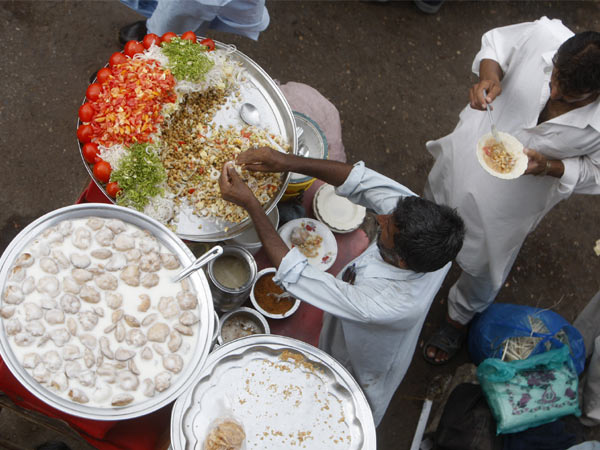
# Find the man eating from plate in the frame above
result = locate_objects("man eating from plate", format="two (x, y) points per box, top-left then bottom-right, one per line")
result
(219, 147), (464, 426)
(423, 18), (600, 366)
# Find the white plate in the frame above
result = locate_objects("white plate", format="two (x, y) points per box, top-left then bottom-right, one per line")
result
(313, 184), (366, 233)
(476, 131), (528, 179)
(278, 218), (337, 271)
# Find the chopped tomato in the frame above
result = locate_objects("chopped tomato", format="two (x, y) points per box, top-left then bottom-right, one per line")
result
(93, 160), (112, 184)
(161, 32), (177, 43)
(82, 142), (101, 164)
(200, 38), (215, 51)
(124, 40), (144, 57)
(181, 31), (197, 42)
(142, 33), (161, 49)
(78, 103), (95, 123)
(109, 52), (128, 67)
(106, 181), (122, 198)
(77, 124), (94, 143)
(96, 67), (112, 84)
(87, 58), (175, 147)
(85, 83), (102, 101)
(188, 188), (196, 194)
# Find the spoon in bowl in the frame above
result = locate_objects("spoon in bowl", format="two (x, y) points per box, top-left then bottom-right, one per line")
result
(171, 245), (223, 283)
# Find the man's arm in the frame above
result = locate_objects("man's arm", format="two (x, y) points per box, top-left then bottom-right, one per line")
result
(236, 147), (352, 187)
(219, 162), (289, 267)
(469, 59), (504, 110)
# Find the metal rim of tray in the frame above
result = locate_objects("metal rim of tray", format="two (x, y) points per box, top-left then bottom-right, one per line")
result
(0, 203), (215, 420)
(77, 38), (297, 242)
(170, 334), (376, 450)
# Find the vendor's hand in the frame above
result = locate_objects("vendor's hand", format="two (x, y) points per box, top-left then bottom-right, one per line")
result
(469, 79), (502, 111)
(219, 162), (256, 208)
(236, 146), (288, 172)
(523, 148), (548, 176)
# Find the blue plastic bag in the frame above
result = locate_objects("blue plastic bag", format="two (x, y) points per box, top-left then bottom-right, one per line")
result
(477, 346), (581, 434)
(468, 303), (585, 375)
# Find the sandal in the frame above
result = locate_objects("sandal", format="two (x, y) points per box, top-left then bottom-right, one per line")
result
(423, 321), (467, 365)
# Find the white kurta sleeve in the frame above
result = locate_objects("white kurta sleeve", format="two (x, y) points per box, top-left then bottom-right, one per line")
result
(274, 248), (420, 327)
(335, 161), (417, 215)
(559, 151), (600, 195)
(472, 21), (537, 75)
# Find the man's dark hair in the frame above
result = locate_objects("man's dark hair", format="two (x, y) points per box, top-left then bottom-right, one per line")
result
(554, 31), (600, 95)
(391, 196), (464, 273)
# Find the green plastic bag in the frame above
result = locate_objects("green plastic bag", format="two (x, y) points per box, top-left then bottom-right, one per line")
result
(477, 346), (581, 434)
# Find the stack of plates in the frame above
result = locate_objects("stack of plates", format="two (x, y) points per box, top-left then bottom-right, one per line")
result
(170, 335), (376, 450)
(313, 184), (366, 234)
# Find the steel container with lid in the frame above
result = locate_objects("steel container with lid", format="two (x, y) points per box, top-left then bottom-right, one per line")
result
(206, 245), (257, 312)
(282, 112), (328, 201)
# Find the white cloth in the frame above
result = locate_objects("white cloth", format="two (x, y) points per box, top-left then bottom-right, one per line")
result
(274, 162), (451, 425)
(574, 291), (600, 425)
(425, 17), (600, 324)
(145, 0), (269, 40)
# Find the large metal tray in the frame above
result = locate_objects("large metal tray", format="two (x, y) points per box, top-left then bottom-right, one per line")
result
(170, 335), (376, 450)
(0, 204), (214, 420)
(77, 39), (297, 242)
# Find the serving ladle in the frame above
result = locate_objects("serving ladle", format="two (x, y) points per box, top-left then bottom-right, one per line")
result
(171, 245), (223, 282)
(239, 103), (309, 156)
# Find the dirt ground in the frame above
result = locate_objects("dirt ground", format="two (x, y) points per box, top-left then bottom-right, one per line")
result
(0, 0), (599, 448)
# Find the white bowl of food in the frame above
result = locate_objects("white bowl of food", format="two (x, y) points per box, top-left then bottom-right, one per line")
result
(217, 307), (269, 345)
(230, 207), (279, 254)
(250, 268), (300, 319)
(476, 131), (528, 179)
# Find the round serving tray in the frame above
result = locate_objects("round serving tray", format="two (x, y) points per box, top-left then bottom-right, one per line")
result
(170, 334), (376, 450)
(0, 204), (214, 420)
(77, 39), (297, 242)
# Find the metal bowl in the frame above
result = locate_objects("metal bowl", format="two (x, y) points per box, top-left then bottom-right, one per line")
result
(77, 39), (296, 242)
(217, 307), (269, 345)
(250, 268), (300, 319)
(0, 204), (215, 420)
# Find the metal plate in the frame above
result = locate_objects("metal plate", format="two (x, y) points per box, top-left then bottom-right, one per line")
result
(0, 204), (214, 420)
(77, 39), (297, 242)
(290, 112), (328, 184)
(171, 335), (376, 450)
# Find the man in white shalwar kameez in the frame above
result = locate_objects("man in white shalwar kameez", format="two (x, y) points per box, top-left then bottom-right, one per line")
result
(423, 17), (600, 364)
(218, 147), (465, 425)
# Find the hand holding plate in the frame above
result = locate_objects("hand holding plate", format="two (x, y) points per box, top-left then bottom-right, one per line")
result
(523, 148), (548, 176)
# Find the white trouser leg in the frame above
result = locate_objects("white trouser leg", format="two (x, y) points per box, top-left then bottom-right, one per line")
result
(582, 335), (600, 425)
(447, 270), (502, 325)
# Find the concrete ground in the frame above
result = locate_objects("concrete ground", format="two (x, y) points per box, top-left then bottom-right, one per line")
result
(1, 0), (600, 448)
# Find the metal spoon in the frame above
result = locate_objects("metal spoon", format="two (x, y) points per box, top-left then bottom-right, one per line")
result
(239, 102), (304, 153)
(171, 245), (223, 282)
(267, 291), (294, 303)
(483, 89), (502, 144)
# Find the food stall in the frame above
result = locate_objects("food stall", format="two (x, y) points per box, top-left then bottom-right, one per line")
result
(0, 32), (375, 449)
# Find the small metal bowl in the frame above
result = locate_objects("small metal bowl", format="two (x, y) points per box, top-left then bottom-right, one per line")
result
(217, 307), (270, 345)
(250, 268), (301, 319)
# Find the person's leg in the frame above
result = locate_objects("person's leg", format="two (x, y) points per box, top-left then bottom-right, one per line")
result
(581, 335), (600, 425)
(424, 270), (500, 364)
